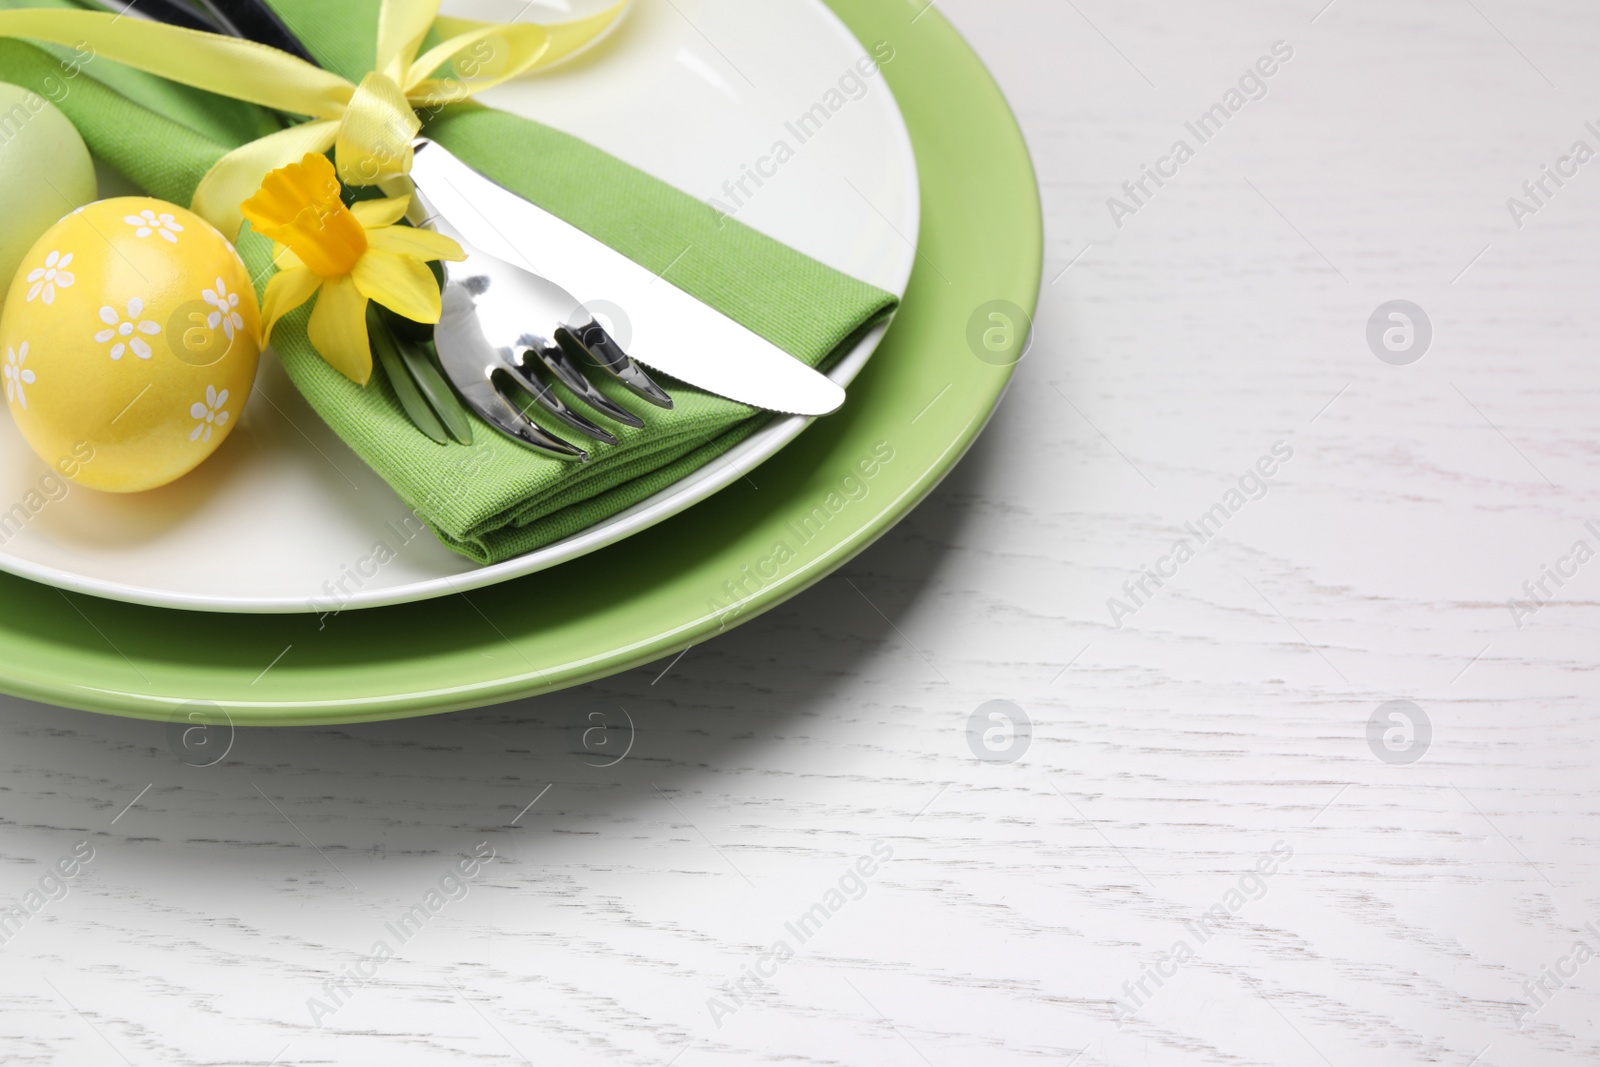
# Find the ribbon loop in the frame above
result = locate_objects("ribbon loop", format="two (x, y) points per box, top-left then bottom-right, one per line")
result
(376, 0), (440, 86)
(335, 72), (421, 186)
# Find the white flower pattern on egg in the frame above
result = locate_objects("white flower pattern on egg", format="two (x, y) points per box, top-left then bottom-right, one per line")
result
(3, 343), (34, 408)
(95, 298), (162, 361)
(190, 385), (230, 442)
(24, 251), (73, 304)
(124, 209), (183, 243)
(203, 278), (244, 341)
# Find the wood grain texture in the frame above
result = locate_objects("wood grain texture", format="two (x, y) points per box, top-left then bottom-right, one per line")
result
(3, 0), (1599, 1063)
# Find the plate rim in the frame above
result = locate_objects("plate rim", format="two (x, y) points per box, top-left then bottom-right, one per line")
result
(0, 0), (921, 614)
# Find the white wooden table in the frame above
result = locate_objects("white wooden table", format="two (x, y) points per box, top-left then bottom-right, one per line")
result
(3, 1), (1597, 1063)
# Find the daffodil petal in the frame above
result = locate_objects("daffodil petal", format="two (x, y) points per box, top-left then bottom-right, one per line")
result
(352, 248), (442, 324)
(260, 266), (321, 341)
(350, 195), (412, 229)
(367, 224), (465, 262)
(307, 274), (373, 384)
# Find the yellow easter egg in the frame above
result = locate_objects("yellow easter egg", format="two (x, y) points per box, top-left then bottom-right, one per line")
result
(0, 197), (260, 492)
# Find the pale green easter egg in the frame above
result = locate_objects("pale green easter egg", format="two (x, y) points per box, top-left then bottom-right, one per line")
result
(0, 82), (96, 290)
(0, 197), (261, 493)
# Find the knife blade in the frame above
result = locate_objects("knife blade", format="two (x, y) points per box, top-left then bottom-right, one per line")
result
(406, 138), (847, 417)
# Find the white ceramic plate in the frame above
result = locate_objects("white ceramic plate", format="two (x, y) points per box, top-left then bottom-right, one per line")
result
(0, 0), (918, 613)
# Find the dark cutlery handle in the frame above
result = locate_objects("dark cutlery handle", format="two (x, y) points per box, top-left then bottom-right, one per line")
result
(133, 0), (227, 35)
(192, 0), (321, 66)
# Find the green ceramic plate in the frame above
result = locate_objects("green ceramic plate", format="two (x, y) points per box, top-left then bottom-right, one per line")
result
(0, 0), (1041, 725)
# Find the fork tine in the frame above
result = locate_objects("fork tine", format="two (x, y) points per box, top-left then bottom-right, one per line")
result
(533, 329), (646, 428)
(433, 310), (589, 461)
(569, 317), (674, 409)
(498, 352), (620, 447)
(464, 379), (588, 461)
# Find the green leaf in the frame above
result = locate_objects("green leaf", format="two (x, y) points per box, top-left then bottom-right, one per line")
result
(376, 307), (474, 445)
(391, 326), (475, 446)
(369, 307), (449, 445)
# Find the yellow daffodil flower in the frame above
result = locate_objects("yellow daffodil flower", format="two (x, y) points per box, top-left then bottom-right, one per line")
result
(241, 152), (463, 384)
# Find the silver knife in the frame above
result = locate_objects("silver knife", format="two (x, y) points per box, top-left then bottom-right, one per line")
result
(406, 138), (847, 417)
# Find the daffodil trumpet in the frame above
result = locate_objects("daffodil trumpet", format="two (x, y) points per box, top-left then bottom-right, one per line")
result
(240, 153), (463, 385)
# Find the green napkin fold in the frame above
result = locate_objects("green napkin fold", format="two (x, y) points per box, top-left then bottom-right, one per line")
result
(0, 0), (896, 563)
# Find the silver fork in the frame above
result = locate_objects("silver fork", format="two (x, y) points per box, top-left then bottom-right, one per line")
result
(417, 191), (673, 462)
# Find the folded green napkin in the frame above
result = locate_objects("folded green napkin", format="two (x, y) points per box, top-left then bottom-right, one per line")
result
(0, 0), (896, 563)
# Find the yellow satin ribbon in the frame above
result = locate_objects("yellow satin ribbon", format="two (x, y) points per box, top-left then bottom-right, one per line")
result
(0, 1), (625, 237)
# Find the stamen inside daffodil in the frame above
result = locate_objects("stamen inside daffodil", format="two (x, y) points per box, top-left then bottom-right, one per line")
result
(240, 153), (464, 385)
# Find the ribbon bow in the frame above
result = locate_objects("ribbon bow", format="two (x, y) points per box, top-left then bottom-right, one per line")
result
(0, 0), (624, 236)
